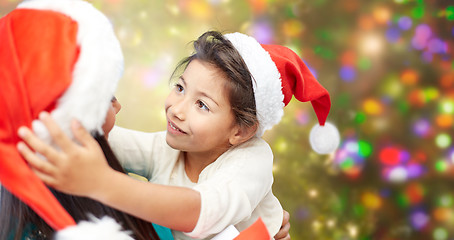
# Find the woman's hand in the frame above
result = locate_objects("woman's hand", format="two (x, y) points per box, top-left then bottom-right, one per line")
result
(17, 112), (112, 197)
(274, 209), (291, 240)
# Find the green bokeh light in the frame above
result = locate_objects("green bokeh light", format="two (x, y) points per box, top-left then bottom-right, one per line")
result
(355, 112), (367, 124)
(446, 6), (454, 21)
(358, 141), (372, 157)
(434, 160), (448, 172)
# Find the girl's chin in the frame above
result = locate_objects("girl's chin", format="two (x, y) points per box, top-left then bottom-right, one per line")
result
(165, 134), (182, 150)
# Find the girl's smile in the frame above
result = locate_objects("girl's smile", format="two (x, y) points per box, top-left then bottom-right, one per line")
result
(167, 120), (187, 135)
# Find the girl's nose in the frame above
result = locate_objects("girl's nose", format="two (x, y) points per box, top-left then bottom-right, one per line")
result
(171, 98), (186, 121)
(112, 99), (121, 114)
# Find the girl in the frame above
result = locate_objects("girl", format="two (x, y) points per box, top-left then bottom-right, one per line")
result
(19, 31), (338, 239)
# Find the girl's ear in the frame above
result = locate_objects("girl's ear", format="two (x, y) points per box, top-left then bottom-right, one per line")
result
(229, 123), (258, 146)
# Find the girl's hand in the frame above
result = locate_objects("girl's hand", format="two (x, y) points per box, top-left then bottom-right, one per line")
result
(274, 209), (291, 240)
(17, 112), (112, 198)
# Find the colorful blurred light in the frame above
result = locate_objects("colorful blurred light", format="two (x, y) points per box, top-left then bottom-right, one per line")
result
(400, 69), (419, 85)
(411, 5), (425, 19)
(435, 114), (453, 128)
(440, 72), (454, 88)
(435, 133), (451, 149)
(412, 24), (432, 50)
(387, 166), (408, 182)
(438, 99), (454, 114)
(357, 57), (372, 70)
(434, 159), (449, 173)
(404, 183), (425, 204)
(398, 16), (412, 30)
(274, 137), (288, 153)
(407, 89), (426, 107)
(295, 109), (310, 125)
(361, 192), (382, 210)
(427, 38), (446, 54)
(433, 207), (454, 223)
(362, 98), (383, 115)
(334, 139), (369, 178)
(433, 227), (449, 240)
(358, 15), (375, 30)
(412, 118), (431, 137)
(438, 194), (454, 207)
(354, 112), (366, 124)
(406, 163), (425, 178)
(184, 0), (213, 20)
(446, 6), (454, 21)
(446, 148), (454, 164)
(424, 87), (439, 101)
(358, 141), (373, 157)
(340, 50), (356, 66)
(359, 34), (383, 55)
(339, 66), (356, 82)
(247, 0), (267, 14)
(410, 210), (429, 230)
(379, 147), (407, 165)
(282, 19), (304, 37)
(251, 20), (274, 44)
(373, 7), (391, 24)
(386, 27), (401, 43)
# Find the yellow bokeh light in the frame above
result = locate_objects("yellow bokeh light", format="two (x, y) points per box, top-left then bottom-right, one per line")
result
(361, 192), (382, 210)
(373, 7), (391, 24)
(282, 19), (304, 37)
(309, 189), (318, 198)
(363, 98), (383, 115)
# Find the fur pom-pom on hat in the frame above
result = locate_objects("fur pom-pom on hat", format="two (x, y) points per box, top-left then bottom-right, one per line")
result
(224, 32), (340, 154)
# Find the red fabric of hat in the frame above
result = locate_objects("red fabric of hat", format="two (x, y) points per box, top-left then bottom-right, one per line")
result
(261, 44), (331, 126)
(0, 9), (78, 230)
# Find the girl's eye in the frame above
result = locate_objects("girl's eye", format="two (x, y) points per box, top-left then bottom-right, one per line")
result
(197, 100), (209, 111)
(175, 83), (184, 93)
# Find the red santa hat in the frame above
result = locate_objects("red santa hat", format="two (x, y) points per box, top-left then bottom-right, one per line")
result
(0, 0), (130, 238)
(224, 32), (340, 154)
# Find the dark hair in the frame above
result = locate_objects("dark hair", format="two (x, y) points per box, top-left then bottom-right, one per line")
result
(0, 134), (159, 240)
(171, 31), (258, 130)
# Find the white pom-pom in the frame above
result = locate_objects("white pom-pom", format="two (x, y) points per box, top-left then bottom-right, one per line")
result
(55, 216), (133, 240)
(309, 122), (340, 154)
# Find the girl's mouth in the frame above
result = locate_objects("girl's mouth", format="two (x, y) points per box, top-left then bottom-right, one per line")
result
(168, 121), (186, 134)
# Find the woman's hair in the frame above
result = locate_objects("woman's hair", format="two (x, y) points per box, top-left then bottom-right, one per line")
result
(172, 31), (258, 130)
(0, 134), (160, 240)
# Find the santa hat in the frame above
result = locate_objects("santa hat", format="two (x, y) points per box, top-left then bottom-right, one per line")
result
(0, 0), (130, 238)
(224, 33), (340, 154)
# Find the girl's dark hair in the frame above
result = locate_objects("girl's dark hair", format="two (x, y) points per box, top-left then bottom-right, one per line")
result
(0, 134), (160, 240)
(172, 31), (258, 129)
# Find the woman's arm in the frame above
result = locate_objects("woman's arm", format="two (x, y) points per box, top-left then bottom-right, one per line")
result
(17, 112), (200, 232)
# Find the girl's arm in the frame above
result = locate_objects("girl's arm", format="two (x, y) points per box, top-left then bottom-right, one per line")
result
(17, 112), (200, 232)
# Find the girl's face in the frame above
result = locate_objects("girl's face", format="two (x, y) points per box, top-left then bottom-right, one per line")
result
(165, 59), (238, 155)
(102, 97), (121, 137)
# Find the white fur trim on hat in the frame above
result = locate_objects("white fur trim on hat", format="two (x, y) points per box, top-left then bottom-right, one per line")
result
(18, 0), (123, 142)
(55, 216), (133, 240)
(224, 33), (284, 137)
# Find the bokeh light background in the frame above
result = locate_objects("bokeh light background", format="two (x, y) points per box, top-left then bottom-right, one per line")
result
(2, 0), (454, 239)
